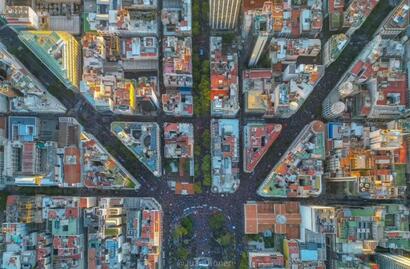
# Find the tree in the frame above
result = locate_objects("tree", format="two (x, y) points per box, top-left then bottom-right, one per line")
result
(192, 21), (201, 36)
(181, 216), (194, 235)
(192, 53), (201, 74)
(193, 96), (202, 116)
(192, 1), (200, 18)
(203, 174), (212, 187)
(201, 1), (209, 21)
(218, 232), (234, 247)
(256, 52), (272, 69)
(176, 246), (190, 261)
(239, 251), (249, 269)
(209, 213), (225, 231)
(194, 162), (200, 177)
(193, 182), (202, 193)
(201, 60), (210, 75)
(194, 144), (201, 158)
(221, 32), (236, 44)
(173, 225), (188, 241)
(202, 129), (211, 148)
(201, 155), (211, 178)
(198, 85), (211, 116)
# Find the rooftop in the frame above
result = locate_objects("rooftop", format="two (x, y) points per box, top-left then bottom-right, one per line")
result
(249, 251), (284, 269)
(343, 0), (379, 30)
(161, 0), (192, 35)
(4, 116), (139, 189)
(325, 121), (407, 199)
(275, 64), (324, 118)
(270, 38), (321, 64)
(328, 0), (344, 30)
(325, 36), (408, 120)
(85, 4), (158, 34)
(244, 201), (301, 239)
(243, 69), (275, 116)
(162, 91), (193, 116)
(81, 33), (160, 113)
(211, 119), (240, 193)
(19, 31), (80, 89)
(324, 33), (349, 65)
(258, 121), (325, 197)
(210, 36), (239, 116)
(243, 0), (323, 37)
(164, 123), (194, 178)
(81, 132), (140, 189)
(163, 36), (193, 88)
(111, 121), (161, 177)
(121, 36), (159, 60)
(3, 195), (163, 269)
(385, 0), (410, 30)
(243, 123), (282, 173)
(3, 6), (39, 29)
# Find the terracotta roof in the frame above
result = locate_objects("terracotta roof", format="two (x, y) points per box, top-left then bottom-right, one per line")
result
(351, 60), (364, 76)
(243, 0), (269, 11)
(251, 254), (284, 268)
(243, 69), (272, 79)
(0, 117), (6, 130)
(88, 248), (97, 269)
(244, 202), (301, 239)
(64, 146), (81, 185)
(79, 198), (89, 208)
(175, 182), (194, 195)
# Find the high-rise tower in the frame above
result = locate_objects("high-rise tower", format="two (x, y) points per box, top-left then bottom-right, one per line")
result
(209, 0), (242, 30)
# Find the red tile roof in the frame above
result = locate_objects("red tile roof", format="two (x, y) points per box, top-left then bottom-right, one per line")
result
(64, 146), (81, 185)
(245, 124), (282, 172)
(22, 142), (35, 174)
(243, 69), (272, 79)
(244, 202), (301, 238)
(243, 0), (269, 11)
(291, 9), (301, 37)
(251, 254), (284, 268)
(175, 182), (194, 195)
(0, 117), (6, 130)
(329, 0), (344, 13)
(376, 77), (407, 106)
(351, 60), (365, 76)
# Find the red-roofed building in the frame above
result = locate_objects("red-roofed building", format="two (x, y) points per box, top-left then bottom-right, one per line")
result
(329, 0), (344, 13)
(175, 182), (195, 195)
(210, 36), (239, 116)
(244, 123), (282, 172)
(351, 60), (365, 76)
(64, 146), (81, 186)
(133, 208), (162, 269)
(249, 251), (285, 269)
(22, 142), (37, 175)
(65, 208), (79, 219)
(291, 9), (301, 37)
(244, 201), (301, 239)
(376, 73), (407, 106)
(88, 248), (97, 269)
(243, 0), (268, 12)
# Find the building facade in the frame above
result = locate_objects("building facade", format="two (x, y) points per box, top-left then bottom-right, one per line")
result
(210, 0), (242, 30)
(376, 254), (410, 269)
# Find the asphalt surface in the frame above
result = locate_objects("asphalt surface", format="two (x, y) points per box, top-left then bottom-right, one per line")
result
(0, 2), (404, 267)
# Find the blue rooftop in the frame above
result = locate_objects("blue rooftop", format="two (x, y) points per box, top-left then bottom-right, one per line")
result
(8, 116), (38, 142)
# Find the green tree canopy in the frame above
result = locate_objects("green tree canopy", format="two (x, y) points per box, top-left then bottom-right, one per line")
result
(209, 213), (225, 231)
(173, 225), (188, 241)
